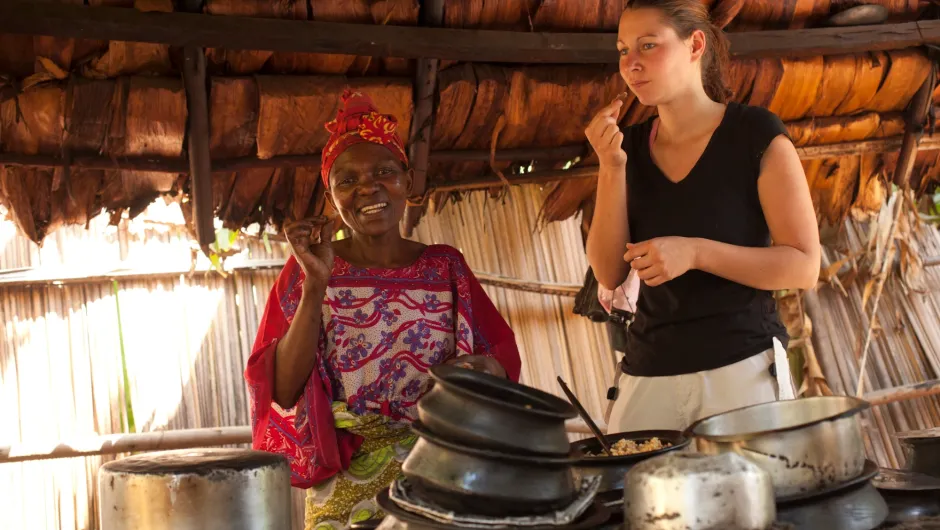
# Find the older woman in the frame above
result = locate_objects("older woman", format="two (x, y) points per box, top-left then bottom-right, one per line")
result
(245, 90), (522, 529)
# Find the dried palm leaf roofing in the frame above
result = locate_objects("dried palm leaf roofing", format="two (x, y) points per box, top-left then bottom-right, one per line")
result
(0, 0), (939, 245)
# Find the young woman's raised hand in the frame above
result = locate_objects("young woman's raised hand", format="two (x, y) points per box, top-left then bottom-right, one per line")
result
(585, 95), (628, 168)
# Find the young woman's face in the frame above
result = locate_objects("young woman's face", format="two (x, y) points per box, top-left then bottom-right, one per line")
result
(326, 142), (413, 237)
(617, 8), (706, 106)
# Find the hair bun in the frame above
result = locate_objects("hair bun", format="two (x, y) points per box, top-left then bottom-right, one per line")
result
(709, 0), (744, 30)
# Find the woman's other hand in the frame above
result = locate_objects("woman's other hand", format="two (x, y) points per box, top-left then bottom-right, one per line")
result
(445, 355), (508, 379)
(585, 95), (628, 168)
(285, 217), (336, 293)
(624, 236), (698, 287)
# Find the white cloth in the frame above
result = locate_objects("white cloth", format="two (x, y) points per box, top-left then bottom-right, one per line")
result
(597, 270), (640, 315)
(607, 349), (796, 433)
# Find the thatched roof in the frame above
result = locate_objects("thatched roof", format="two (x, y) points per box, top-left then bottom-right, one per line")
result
(0, 0), (938, 245)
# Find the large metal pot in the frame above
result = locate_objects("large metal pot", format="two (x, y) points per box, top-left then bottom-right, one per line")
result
(98, 448), (291, 530)
(687, 396), (869, 498)
(401, 421), (577, 516)
(418, 365), (576, 455)
(570, 430), (690, 494)
(623, 452), (776, 530)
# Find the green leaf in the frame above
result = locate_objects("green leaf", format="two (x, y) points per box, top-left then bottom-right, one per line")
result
(210, 253), (221, 271)
(112, 280), (135, 433)
(262, 231), (272, 254)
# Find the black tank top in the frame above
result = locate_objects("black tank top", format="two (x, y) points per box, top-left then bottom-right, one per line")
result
(622, 102), (789, 377)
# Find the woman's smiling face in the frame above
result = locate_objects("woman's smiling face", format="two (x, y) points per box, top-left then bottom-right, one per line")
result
(326, 142), (413, 237)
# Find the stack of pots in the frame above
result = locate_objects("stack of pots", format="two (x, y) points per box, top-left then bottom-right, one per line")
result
(401, 365), (579, 516)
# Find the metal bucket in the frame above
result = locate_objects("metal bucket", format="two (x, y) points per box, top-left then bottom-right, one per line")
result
(98, 448), (291, 530)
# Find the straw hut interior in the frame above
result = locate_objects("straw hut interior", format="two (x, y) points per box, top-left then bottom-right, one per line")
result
(1, 0), (940, 528)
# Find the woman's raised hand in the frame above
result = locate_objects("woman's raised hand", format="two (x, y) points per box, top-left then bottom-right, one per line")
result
(284, 217), (336, 293)
(585, 94), (628, 168)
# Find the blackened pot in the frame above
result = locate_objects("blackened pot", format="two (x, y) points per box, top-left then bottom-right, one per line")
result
(570, 430), (691, 494)
(417, 365), (576, 455)
(400, 421), (577, 516)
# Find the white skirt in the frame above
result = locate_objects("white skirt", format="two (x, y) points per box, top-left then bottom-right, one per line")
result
(607, 348), (796, 433)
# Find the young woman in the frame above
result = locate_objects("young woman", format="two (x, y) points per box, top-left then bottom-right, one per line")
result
(585, 0), (820, 432)
(245, 90), (521, 529)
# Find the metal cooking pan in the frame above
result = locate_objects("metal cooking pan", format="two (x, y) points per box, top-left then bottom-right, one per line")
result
(687, 396), (869, 498)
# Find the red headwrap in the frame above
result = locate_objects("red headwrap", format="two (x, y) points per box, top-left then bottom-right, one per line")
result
(320, 89), (409, 186)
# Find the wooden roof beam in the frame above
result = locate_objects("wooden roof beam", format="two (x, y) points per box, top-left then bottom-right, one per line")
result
(0, 2), (938, 62)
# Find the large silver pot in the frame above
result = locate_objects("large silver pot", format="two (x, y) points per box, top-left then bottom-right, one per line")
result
(687, 396), (869, 498)
(623, 452), (776, 530)
(98, 448), (291, 530)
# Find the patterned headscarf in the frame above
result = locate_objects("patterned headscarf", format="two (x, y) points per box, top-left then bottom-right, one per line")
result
(320, 89), (409, 186)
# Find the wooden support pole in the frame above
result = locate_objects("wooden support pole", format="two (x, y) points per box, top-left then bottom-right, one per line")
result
(180, 0), (213, 247)
(865, 379), (940, 407)
(182, 43), (214, 247)
(855, 67), (937, 398)
(1, 2), (939, 63)
(402, 0), (445, 238)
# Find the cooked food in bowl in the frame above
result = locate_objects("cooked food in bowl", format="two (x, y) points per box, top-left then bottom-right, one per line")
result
(570, 430), (690, 494)
(587, 437), (671, 457)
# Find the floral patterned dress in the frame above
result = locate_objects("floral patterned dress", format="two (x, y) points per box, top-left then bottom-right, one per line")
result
(245, 244), (522, 529)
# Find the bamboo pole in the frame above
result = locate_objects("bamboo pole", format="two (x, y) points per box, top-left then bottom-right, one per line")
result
(0, 420), (600, 464)
(473, 271), (581, 297)
(0, 427), (252, 464)
(0, 260), (584, 295)
(865, 379), (940, 406)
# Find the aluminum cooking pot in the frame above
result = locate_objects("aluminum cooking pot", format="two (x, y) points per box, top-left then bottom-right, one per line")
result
(98, 448), (291, 530)
(623, 452), (776, 530)
(400, 420), (577, 516)
(417, 365), (576, 455)
(687, 395), (869, 498)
